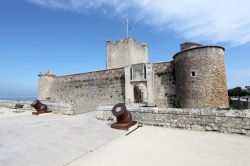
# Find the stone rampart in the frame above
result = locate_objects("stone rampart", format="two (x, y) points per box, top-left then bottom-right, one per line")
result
(153, 61), (176, 108)
(46, 68), (125, 113)
(96, 106), (250, 136)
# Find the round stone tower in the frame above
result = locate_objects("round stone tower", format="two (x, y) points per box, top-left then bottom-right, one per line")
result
(173, 42), (229, 109)
(38, 71), (55, 101)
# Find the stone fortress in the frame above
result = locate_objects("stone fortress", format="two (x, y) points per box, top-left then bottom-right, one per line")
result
(38, 37), (229, 113)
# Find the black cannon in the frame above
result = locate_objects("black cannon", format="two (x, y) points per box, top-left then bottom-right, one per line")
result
(111, 103), (137, 130)
(31, 100), (51, 115)
(15, 104), (24, 109)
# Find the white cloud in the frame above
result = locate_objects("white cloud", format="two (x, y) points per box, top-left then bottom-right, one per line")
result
(26, 0), (250, 45)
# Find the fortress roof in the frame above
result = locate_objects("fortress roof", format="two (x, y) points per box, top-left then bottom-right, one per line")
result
(173, 45), (225, 59)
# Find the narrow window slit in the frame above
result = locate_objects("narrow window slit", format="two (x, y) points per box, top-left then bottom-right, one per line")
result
(191, 71), (196, 77)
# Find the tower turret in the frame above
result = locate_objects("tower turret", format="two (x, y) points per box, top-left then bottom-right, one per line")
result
(174, 43), (229, 109)
(38, 71), (55, 101)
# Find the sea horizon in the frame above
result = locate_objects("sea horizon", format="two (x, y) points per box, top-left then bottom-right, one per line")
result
(0, 96), (37, 101)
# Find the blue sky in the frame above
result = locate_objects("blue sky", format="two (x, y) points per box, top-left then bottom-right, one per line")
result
(0, 0), (250, 98)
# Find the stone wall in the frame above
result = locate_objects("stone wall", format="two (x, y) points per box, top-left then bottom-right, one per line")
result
(153, 61), (176, 108)
(47, 68), (125, 113)
(96, 106), (250, 136)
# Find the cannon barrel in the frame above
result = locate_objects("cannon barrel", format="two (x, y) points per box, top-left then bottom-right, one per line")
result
(111, 103), (137, 130)
(112, 103), (132, 123)
(31, 100), (48, 112)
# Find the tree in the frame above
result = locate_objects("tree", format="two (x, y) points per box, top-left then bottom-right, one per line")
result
(228, 87), (249, 97)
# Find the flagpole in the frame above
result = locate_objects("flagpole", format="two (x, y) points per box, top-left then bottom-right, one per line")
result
(126, 18), (129, 38)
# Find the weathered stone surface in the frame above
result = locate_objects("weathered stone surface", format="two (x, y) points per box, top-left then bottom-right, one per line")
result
(39, 68), (125, 113)
(106, 38), (148, 69)
(38, 40), (229, 111)
(174, 46), (229, 109)
(96, 107), (250, 136)
(153, 62), (176, 108)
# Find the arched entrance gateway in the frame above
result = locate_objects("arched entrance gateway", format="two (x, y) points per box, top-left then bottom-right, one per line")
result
(133, 83), (147, 103)
(125, 64), (155, 106)
(134, 85), (142, 103)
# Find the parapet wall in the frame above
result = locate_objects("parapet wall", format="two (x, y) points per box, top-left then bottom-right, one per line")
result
(0, 100), (34, 110)
(0, 100), (73, 115)
(47, 68), (125, 113)
(96, 107), (250, 136)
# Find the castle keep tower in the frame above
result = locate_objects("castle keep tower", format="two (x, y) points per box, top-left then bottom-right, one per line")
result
(174, 42), (229, 109)
(106, 38), (148, 69)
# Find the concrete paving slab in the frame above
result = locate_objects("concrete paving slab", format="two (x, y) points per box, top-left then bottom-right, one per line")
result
(0, 107), (31, 118)
(0, 111), (125, 166)
(68, 126), (250, 166)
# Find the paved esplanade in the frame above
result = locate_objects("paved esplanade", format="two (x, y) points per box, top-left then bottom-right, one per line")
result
(0, 111), (124, 166)
(1, 110), (250, 166)
(69, 126), (250, 166)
